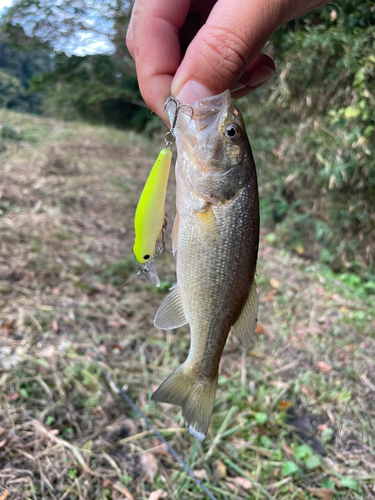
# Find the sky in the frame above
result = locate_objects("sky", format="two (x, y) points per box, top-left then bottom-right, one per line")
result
(0, 0), (114, 55)
(0, 0), (12, 12)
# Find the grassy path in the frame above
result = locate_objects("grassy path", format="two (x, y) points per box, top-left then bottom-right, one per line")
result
(0, 110), (374, 499)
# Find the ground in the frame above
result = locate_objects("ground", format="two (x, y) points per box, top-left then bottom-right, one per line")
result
(0, 110), (374, 500)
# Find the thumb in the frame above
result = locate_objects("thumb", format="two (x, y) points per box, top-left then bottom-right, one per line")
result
(171, 0), (282, 104)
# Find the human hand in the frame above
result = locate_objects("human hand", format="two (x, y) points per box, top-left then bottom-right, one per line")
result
(126, 0), (329, 125)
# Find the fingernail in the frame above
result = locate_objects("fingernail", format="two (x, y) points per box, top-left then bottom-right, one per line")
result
(172, 80), (213, 105)
(231, 81), (246, 93)
(247, 66), (274, 87)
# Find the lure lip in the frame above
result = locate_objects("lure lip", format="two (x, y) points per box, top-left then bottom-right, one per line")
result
(137, 255), (160, 287)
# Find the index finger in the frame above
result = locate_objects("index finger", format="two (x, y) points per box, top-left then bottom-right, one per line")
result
(126, 0), (191, 123)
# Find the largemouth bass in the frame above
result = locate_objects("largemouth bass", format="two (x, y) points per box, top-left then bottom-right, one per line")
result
(152, 90), (259, 440)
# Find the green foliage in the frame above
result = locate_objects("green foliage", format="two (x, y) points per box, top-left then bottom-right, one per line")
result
(340, 477), (360, 490)
(1, 123), (20, 141)
(281, 461), (299, 476)
(254, 412), (268, 424)
(0, 41), (52, 113)
(247, 0), (375, 278)
(0, 70), (24, 107)
(1, 0), (152, 130)
(32, 52), (149, 130)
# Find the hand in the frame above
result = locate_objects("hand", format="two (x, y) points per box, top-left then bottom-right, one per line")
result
(126, 0), (328, 124)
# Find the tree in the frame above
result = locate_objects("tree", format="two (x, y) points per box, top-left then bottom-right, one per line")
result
(1, 0), (152, 129)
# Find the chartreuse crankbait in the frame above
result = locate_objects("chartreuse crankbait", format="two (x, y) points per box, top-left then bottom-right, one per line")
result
(134, 98), (193, 287)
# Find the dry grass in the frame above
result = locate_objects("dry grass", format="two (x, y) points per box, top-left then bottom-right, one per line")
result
(0, 110), (374, 500)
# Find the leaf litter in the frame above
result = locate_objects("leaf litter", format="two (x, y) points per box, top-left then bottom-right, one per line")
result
(0, 109), (374, 499)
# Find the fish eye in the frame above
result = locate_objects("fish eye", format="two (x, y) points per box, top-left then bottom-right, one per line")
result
(143, 254), (150, 260)
(224, 123), (242, 142)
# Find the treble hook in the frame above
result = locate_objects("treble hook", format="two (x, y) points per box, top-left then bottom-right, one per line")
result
(164, 97), (194, 150)
(155, 214), (173, 255)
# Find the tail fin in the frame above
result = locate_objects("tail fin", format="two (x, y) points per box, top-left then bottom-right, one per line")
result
(151, 363), (218, 441)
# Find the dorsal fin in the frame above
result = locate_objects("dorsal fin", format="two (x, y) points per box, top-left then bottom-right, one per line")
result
(231, 279), (258, 347)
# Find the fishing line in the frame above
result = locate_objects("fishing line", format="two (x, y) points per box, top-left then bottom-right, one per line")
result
(96, 363), (218, 500)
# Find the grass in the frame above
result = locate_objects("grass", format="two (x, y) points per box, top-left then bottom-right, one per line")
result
(0, 109), (375, 499)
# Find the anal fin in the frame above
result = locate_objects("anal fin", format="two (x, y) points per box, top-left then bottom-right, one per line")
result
(154, 284), (188, 330)
(231, 279), (258, 347)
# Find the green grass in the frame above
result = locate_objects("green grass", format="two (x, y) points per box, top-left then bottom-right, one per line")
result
(0, 108), (374, 500)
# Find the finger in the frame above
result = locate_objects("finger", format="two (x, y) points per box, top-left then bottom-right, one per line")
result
(126, 0), (191, 122)
(231, 53), (275, 98)
(171, 0), (291, 104)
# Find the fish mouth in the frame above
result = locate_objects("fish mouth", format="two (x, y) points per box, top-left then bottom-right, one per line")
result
(166, 90), (231, 135)
(193, 90), (231, 116)
(166, 90), (232, 153)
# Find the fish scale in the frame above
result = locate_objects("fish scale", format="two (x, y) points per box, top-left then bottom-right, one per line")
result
(152, 90), (259, 440)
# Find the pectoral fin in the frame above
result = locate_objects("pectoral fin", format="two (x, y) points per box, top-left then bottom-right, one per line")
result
(154, 284), (188, 330)
(196, 205), (219, 250)
(231, 279), (258, 347)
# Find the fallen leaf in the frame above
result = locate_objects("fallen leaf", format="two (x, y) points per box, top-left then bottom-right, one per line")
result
(98, 345), (108, 355)
(193, 470), (209, 481)
(308, 487), (335, 500)
(112, 481), (135, 500)
(225, 482), (237, 493)
(2, 319), (14, 330)
(0, 490), (9, 500)
(231, 438), (247, 450)
(138, 391), (147, 407)
(255, 324), (268, 336)
(0, 439), (7, 448)
(140, 453), (158, 482)
(214, 459), (227, 479)
(260, 289), (278, 303)
(281, 441), (294, 457)
(39, 345), (56, 358)
(149, 490), (167, 500)
(314, 361), (332, 373)
(92, 405), (104, 415)
(306, 326), (322, 336)
(301, 385), (315, 398)
(270, 277), (280, 288)
(295, 245), (304, 254)
(317, 422), (329, 434)
(5, 392), (19, 402)
(269, 380), (289, 389)
(230, 477), (253, 490)
(148, 442), (170, 456)
(52, 318), (59, 332)
(278, 400), (293, 411)
(108, 321), (122, 328)
(340, 306), (348, 313)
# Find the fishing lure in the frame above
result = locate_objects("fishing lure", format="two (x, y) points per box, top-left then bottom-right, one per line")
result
(134, 98), (193, 286)
(134, 147), (172, 264)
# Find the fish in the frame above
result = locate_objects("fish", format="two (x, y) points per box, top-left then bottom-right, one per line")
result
(133, 148), (172, 286)
(151, 90), (259, 440)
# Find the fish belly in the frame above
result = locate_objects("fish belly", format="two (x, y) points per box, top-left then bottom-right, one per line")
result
(177, 185), (258, 378)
